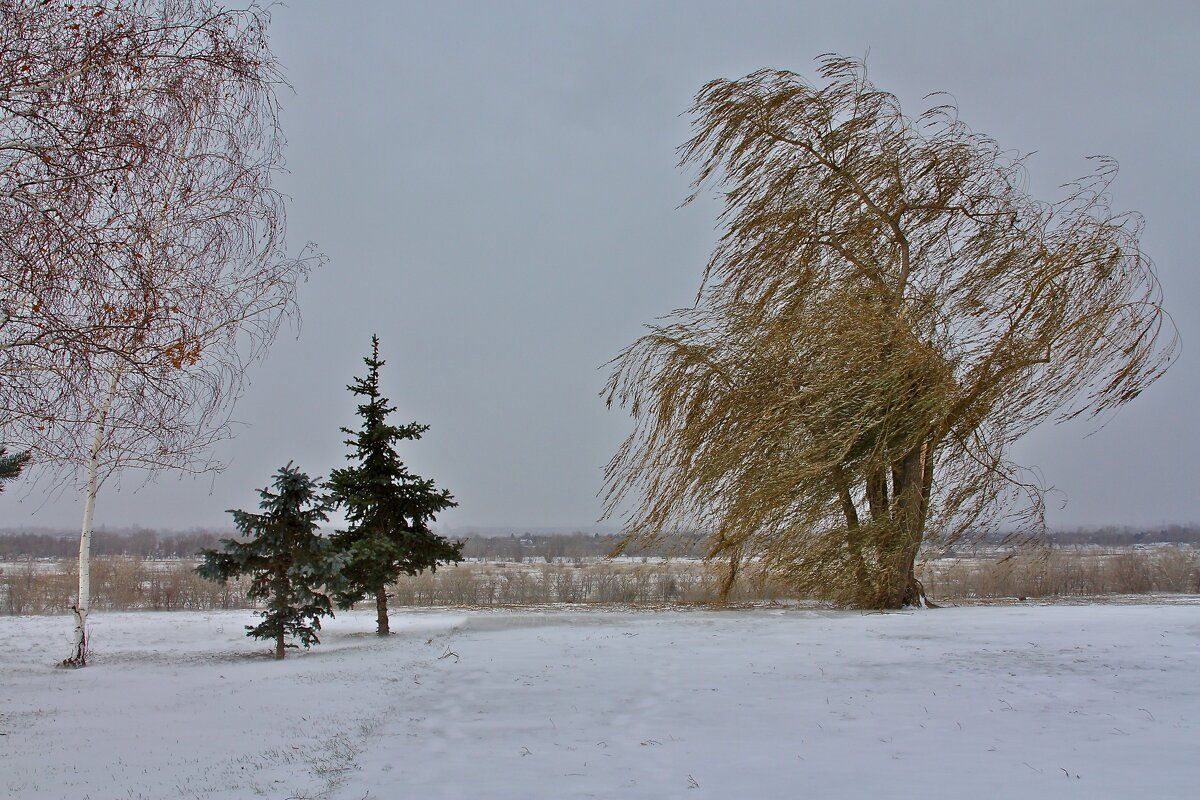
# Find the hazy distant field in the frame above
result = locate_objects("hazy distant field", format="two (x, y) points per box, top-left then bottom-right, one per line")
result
(3, 544), (1198, 615)
(3, 605), (1198, 799)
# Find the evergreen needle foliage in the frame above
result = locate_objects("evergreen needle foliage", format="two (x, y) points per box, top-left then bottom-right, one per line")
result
(327, 336), (462, 634)
(196, 463), (333, 659)
(0, 447), (30, 492)
(604, 56), (1177, 609)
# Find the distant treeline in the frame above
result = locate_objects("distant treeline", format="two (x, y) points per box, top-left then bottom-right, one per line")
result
(0, 528), (710, 560)
(1048, 525), (1200, 546)
(0, 525), (1196, 561)
(957, 525), (1200, 550)
(0, 529), (231, 559)
(460, 532), (711, 561)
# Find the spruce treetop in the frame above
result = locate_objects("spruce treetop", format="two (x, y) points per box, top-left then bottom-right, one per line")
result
(230, 462), (330, 541)
(333, 335), (434, 518)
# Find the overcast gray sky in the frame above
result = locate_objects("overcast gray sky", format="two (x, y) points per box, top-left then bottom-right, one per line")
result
(5, 0), (1197, 533)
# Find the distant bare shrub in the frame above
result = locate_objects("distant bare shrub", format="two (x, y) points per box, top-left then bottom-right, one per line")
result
(1156, 546), (1200, 593)
(0, 557), (254, 615)
(380, 561), (765, 607)
(1, 560), (76, 614)
(919, 546), (1200, 601)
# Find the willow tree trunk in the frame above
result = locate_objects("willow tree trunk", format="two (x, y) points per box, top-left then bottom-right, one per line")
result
(375, 586), (390, 635)
(63, 370), (119, 667)
(717, 548), (741, 605)
(887, 446), (929, 608)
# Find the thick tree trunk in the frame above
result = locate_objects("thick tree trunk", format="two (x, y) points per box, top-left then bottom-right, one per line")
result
(836, 478), (869, 591)
(866, 466), (889, 522)
(893, 541), (930, 608)
(375, 585), (390, 635)
(63, 371), (118, 667)
(718, 549), (741, 605)
(886, 445), (930, 609)
(275, 634), (285, 660)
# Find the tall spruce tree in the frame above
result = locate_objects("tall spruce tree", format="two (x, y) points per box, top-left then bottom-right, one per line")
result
(196, 463), (334, 659)
(327, 336), (461, 635)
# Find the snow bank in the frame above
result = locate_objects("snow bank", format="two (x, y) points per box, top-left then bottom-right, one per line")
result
(2, 605), (1197, 798)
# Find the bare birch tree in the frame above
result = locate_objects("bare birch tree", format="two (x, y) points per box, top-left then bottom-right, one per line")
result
(0, 1), (320, 664)
(604, 56), (1177, 609)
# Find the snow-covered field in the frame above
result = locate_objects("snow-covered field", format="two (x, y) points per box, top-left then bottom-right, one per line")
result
(2, 605), (1198, 799)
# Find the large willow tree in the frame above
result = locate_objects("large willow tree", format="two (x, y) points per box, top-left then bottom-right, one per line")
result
(604, 57), (1176, 608)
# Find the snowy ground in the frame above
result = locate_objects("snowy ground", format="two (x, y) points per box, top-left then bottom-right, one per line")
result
(2, 604), (1198, 799)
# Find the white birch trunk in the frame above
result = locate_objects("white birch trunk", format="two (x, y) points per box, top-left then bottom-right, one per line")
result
(65, 370), (119, 667)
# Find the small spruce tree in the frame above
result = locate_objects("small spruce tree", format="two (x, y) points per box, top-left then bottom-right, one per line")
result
(196, 463), (334, 659)
(0, 448), (31, 493)
(327, 336), (462, 635)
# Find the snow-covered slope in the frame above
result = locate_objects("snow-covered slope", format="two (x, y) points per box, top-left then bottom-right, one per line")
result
(2, 605), (1197, 799)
